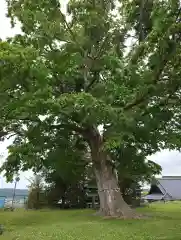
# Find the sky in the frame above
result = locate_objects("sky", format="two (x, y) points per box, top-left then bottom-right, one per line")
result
(0, 0), (181, 189)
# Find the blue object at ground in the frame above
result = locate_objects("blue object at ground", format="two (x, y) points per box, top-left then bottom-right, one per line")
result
(0, 198), (5, 208)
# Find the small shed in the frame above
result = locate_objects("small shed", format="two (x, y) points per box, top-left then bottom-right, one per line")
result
(144, 176), (181, 201)
(84, 184), (99, 209)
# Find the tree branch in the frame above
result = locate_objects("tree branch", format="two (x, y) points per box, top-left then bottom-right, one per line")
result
(124, 57), (168, 111)
(83, 34), (110, 92)
(59, 10), (85, 55)
(85, 71), (100, 92)
(141, 84), (180, 117)
(124, 27), (179, 111)
(94, 33), (110, 59)
(0, 131), (8, 141)
(138, 0), (146, 43)
(50, 122), (85, 135)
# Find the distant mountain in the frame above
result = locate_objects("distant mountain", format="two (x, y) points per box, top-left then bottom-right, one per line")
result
(0, 188), (28, 198)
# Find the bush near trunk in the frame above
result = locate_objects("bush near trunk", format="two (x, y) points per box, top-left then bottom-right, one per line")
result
(27, 189), (47, 210)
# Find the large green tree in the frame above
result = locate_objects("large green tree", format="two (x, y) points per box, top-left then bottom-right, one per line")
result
(112, 145), (162, 188)
(1, 0), (181, 217)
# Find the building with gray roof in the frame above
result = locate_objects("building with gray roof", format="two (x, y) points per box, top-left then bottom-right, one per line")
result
(144, 176), (181, 201)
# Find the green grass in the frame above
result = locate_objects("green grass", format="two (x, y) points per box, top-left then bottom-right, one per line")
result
(1, 202), (181, 239)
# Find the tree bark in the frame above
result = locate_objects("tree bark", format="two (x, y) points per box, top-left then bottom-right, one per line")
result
(87, 126), (138, 218)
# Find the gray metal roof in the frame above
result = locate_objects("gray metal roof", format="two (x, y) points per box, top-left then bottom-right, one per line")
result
(162, 176), (181, 179)
(158, 178), (181, 200)
(144, 177), (181, 200)
(144, 194), (163, 200)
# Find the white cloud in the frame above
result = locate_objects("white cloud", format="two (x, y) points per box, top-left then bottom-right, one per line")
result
(149, 150), (181, 176)
(0, 1), (21, 40)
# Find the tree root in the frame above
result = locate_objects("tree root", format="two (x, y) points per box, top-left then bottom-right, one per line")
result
(93, 209), (147, 220)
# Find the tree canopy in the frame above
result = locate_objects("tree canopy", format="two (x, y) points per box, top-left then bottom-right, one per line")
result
(0, 0), (181, 217)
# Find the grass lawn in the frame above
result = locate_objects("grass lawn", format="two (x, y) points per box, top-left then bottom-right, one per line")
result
(1, 202), (181, 240)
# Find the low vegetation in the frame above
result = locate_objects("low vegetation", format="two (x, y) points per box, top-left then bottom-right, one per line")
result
(0, 202), (181, 240)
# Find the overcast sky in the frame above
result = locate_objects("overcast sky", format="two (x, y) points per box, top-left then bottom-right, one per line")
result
(0, 0), (181, 189)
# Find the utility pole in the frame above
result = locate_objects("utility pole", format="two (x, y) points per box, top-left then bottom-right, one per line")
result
(12, 176), (20, 210)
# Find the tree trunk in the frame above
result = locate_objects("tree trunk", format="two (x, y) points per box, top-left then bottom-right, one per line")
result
(61, 195), (65, 209)
(87, 126), (138, 218)
(94, 162), (137, 217)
